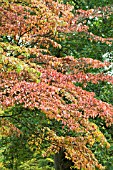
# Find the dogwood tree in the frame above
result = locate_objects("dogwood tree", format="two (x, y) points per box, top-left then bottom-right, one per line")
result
(0, 0), (113, 170)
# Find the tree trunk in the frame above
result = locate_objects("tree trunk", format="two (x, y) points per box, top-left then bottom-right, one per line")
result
(54, 148), (74, 170)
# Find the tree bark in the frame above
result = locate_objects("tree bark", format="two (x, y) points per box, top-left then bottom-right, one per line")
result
(54, 148), (74, 170)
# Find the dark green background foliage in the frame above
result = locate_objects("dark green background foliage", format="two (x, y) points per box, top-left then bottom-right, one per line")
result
(63, 0), (113, 9)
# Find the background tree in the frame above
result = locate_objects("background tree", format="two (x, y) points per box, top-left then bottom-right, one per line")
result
(0, 0), (113, 170)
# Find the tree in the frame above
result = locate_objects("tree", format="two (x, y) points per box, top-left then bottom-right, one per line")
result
(0, 0), (113, 170)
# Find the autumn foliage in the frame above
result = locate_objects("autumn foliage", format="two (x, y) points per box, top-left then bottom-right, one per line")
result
(0, 0), (113, 170)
